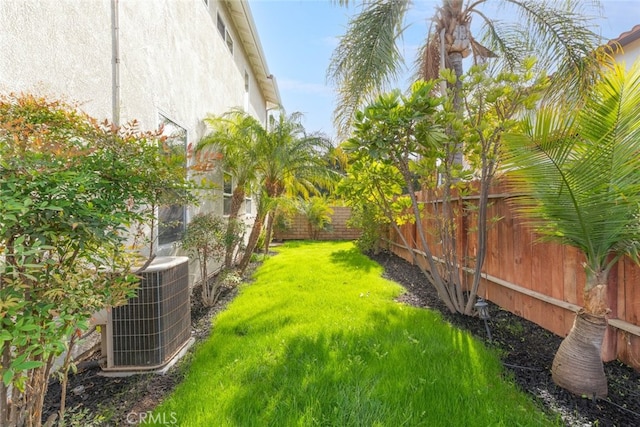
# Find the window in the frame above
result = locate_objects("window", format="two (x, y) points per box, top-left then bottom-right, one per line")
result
(223, 172), (233, 216)
(226, 30), (234, 53)
(158, 115), (187, 245)
(216, 13), (233, 54)
(245, 197), (252, 215)
(244, 70), (250, 111)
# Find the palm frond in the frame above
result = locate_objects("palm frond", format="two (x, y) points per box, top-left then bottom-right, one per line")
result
(259, 111), (338, 199)
(328, 0), (410, 138)
(505, 0), (603, 98)
(198, 110), (264, 182)
(475, 16), (527, 70)
(503, 63), (640, 271)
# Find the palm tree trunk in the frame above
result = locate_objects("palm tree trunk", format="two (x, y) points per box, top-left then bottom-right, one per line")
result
(238, 213), (264, 275)
(552, 272), (609, 398)
(224, 187), (245, 268)
(448, 50), (465, 168)
(264, 212), (274, 255)
(551, 311), (608, 398)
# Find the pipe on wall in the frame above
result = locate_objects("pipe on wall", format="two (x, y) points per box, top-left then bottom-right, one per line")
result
(111, 0), (120, 127)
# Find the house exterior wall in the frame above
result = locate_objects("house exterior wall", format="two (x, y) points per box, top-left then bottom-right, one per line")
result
(0, 0), (279, 282)
(612, 37), (640, 68)
(0, 0), (271, 128)
(608, 24), (640, 70)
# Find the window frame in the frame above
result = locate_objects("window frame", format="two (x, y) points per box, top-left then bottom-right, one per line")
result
(223, 171), (233, 216)
(216, 12), (234, 54)
(157, 114), (188, 246)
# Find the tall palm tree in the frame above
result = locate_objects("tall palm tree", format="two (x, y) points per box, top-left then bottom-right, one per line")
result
(237, 111), (336, 273)
(502, 62), (640, 398)
(198, 110), (264, 268)
(328, 0), (603, 137)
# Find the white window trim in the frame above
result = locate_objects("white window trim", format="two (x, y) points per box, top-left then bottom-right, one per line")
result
(223, 171), (233, 217)
(216, 12), (233, 54)
(157, 113), (188, 248)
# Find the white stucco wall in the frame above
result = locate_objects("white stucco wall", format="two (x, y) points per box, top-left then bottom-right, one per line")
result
(0, 1), (113, 115)
(0, 0), (268, 134)
(0, 0), (277, 282)
(613, 37), (640, 69)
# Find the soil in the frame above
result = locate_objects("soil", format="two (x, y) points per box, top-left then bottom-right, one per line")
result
(42, 251), (640, 426)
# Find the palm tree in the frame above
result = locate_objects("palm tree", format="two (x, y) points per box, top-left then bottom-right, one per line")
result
(502, 62), (640, 398)
(197, 110), (264, 268)
(329, 0), (603, 137)
(237, 111), (337, 273)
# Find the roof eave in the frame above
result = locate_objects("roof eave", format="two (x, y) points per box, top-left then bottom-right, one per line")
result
(223, 0), (281, 109)
(607, 24), (640, 52)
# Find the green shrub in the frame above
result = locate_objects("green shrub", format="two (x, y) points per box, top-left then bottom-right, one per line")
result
(181, 213), (227, 306)
(0, 93), (192, 425)
(298, 196), (333, 239)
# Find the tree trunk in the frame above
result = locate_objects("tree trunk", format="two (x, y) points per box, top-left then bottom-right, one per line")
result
(238, 213), (264, 275)
(552, 270), (609, 398)
(448, 50), (464, 168)
(264, 212), (274, 255)
(551, 310), (608, 398)
(224, 186), (245, 268)
(396, 160), (457, 313)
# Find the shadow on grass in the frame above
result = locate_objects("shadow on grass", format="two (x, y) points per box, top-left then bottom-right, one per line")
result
(329, 246), (376, 273)
(279, 240), (308, 248)
(222, 306), (535, 426)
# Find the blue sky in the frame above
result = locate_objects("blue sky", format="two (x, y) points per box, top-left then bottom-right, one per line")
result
(249, 0), (640, 142)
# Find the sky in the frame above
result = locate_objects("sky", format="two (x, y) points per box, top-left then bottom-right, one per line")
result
(248, 0), (640, 142)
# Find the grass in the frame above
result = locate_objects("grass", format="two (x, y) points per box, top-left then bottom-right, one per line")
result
(149, 241), (557, 426)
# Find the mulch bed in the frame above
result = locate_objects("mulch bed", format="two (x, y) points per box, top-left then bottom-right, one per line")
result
(43, 251), (640, 426)
(369, 250), (640, 426)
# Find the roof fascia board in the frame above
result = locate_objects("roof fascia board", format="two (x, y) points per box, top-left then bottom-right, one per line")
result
(222, 0), (281, 108)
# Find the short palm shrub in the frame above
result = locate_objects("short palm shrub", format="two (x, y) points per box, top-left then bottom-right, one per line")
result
(298, 196), (333, 239)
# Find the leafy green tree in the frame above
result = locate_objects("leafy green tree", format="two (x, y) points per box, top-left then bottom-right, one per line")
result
(344, 66), (544, 314)
(0, 94), (191, 426)
(502, 62), (640, 398)
(337, 157), (408, 253)
(344, 80), (462, 311)
(451, 60), (545, 313)
(329, 0), (602, 137)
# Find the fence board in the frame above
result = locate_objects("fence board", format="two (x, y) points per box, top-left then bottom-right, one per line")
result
(512, 222), (533, 290)
(497, 199), (516, 285)
(485, 201), (501, 283)
(616, 259), (627, 321)
(625, 262), (640, 325)
(549, 242), (565, 302)
(387, 181), (640, 370)
(562, 246), (582, 306)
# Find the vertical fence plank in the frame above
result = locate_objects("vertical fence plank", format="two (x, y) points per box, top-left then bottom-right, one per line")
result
(387, 181), (640, 369)
(616, 259), (627, 321)
(497, 196), (516, 285)
(485, 199), (501, 281)
(625, 261), (640, 326)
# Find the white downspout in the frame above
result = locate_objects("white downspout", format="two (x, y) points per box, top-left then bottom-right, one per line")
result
(111, 0), (120, 127)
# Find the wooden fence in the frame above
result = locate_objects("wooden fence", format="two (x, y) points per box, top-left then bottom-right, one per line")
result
(389, 179), (640, 370)
(273, 206), (361, 241)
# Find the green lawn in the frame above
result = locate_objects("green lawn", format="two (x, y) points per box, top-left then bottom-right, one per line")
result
(150, 241), (557, 426)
